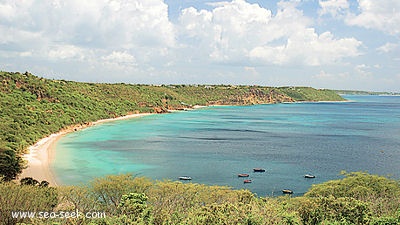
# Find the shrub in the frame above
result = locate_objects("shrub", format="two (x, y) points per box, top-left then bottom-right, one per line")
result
(0, 182), (58, 225)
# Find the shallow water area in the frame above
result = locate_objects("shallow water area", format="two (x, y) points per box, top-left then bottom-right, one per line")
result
(53, 95), (400, 196)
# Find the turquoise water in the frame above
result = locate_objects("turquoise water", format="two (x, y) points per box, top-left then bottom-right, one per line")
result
(53, 95), (400, 196)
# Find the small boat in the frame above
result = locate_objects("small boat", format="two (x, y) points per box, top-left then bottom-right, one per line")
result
(253, 168), (266, 172)
(238, 174), (250, 177)
(178, 176), (192, 180)
(282, 189), (293, 194)
(304, 174), (316, 178)
(243, 179), (252, 183)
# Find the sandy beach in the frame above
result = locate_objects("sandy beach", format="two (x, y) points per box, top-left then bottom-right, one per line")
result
(19, 113), (152, 186)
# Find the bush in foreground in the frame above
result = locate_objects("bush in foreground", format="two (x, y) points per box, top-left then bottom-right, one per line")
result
(0, 172), (399, 224)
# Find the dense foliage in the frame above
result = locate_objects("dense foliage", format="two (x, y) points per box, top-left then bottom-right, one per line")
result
(0, 172), (399, 224)
(0, 71), (344, 181)
(0, 149), (24, 181)
(0, 72), (398, 224)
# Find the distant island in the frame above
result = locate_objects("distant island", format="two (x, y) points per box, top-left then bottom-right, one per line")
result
(335, 90), (400, 96)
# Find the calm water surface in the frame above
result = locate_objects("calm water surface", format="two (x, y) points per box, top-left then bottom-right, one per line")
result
(53, 95), (400, 196)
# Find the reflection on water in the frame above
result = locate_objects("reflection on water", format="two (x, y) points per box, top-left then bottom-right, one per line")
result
(54, 95), (400, 196)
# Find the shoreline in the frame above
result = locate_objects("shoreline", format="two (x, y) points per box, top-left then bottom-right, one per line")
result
(19, 113), (152, 186)
(18, 100), (348, 186)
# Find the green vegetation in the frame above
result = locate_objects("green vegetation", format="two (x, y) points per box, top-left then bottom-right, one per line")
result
(0, 71), (344, 181)
(0, 72), (398, 224)
(0, 172), (399, 224)
(279, 86), (344, 101)
(0, 149), (24, 181)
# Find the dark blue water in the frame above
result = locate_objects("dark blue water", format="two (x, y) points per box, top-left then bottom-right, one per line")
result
(53, 95), (400, 196)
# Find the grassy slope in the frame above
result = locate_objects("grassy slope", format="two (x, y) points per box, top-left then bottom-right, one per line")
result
(0, 71), (344, 154)
(1, 72), (399, 224)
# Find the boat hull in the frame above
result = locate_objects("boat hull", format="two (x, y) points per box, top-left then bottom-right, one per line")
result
(238, 174), (250, 177)
(282, 189), (293, 194)
(178, 176), (192, 181)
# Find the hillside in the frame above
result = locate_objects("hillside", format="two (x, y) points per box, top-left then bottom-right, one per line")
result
(0, 71), (344, 181)
(1, 72), (400, 224)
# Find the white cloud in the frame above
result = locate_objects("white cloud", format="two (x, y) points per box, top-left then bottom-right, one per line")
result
(318, 1), (400, 36)
(313, 70), (348, 79)
(355, 64), (372, 76)
(0, 0), (363, 71)
(346, 0), (400, 35)
(20, 51), (33, 57)
(0, 2), (17, 21)
(318, 0), (349, 17)
(179, 0), (361, 66)
(102, 51), (136, 64)
(1, 0), (396, 90)
(0, 0), (178, 82)
(48, 45), (86, 60)
(249, 30), (361, 66)
(314, 70), (333, 79)
(0, 0), (175, 60)
(376, 42), (399, 53)
(244, 66), (258, 75)
(101, 51), (137, 70)
(179, 0), (275, 62)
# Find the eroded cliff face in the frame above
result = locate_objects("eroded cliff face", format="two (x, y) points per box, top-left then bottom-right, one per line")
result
(1, 71), (345, 183)
(242, 89), (294, 104)
(208, 88), (294, 106)
(152, 89), (294, 113)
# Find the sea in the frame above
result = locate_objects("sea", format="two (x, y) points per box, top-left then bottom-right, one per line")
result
(53, 95), (400, 196)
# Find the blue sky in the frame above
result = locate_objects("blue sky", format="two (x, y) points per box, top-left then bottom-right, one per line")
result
(0, 0), (399, 91)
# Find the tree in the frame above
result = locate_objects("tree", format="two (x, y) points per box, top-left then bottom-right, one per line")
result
(118, 192), (152, 224)
(305, 171), (400, 216)
(0, 182), (58, 225)
(20, 177), (39, 186)
(0, 149), (25, 182)
(39, 180), (49, 187)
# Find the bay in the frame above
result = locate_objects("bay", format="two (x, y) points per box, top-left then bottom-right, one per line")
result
(53, 95), (400, 196)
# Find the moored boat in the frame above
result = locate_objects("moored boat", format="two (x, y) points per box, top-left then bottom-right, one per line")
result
(238, 173), (250, 177)
(282, 189), (293, 194)
(304, 174), (316, 178)
(253, 168), (266, 172)
(178, 176), (192, 180)
(243, 179), (252, 183)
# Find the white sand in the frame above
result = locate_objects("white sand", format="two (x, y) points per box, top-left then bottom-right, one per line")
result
(19, 113), (152, 186)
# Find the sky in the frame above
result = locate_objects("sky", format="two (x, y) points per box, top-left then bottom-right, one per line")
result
(0, 0), (399, 91)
